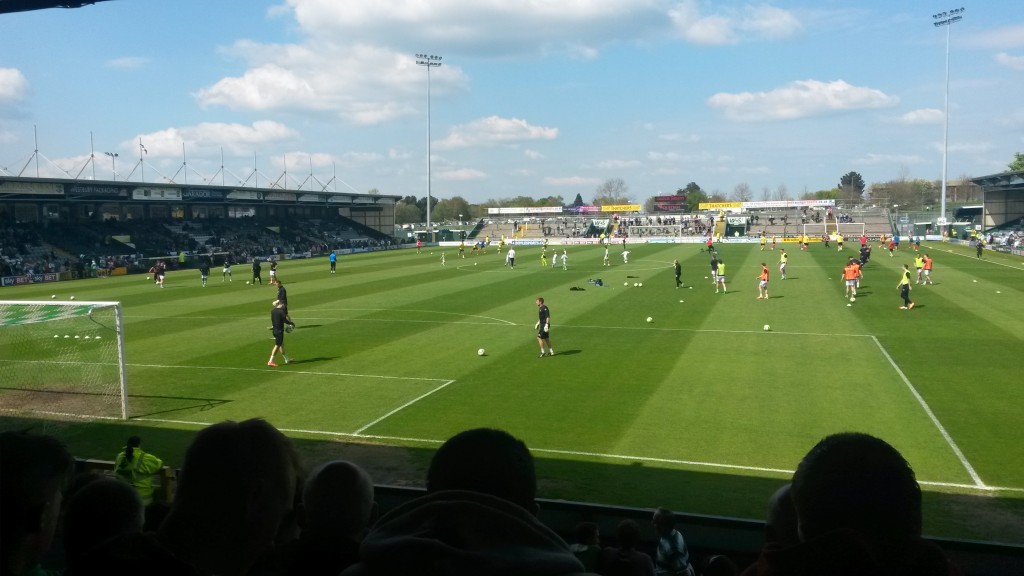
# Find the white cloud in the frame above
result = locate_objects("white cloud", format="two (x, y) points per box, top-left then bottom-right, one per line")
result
(597, 159), (641, 169)
(194, 1), (802, 126)
(933, 141), (994, 154)
(434, 116), (558, 150)
(896, 108), (943, 125)
(707, 79), (898, 121)
(106, 57), (150, 70)
(658, 132), (700, 143)
(851, 153), (925, 166)
(127, 121), (300, 157)
(437, 167), (486, 180)
(196, 43), (466, 125)
(524, 149), (544, 160)
(0, 68), (28, 104)
(994, 53), (1024, 71)
(544, 176), (601, 186)
(964, 25), (1024, 50)
(669, 1), (801, 45)
(285, 0), (662, 55)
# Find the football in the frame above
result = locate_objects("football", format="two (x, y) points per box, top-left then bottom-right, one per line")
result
(51, 294), (56, 299)
(646, 317), (653, 323)
(638, 283), (643, 287)
(69, 296), (75, 300)
(285, 324), (294, 333)
(624, 282), (629, 286)
(477, 348), (486, 356)
(850, 297), (856, 303)
(763, 324), (770, 331)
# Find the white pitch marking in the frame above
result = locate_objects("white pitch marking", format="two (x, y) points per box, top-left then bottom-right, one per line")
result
(353, 379), (456, 434)
(128, 363), (451, 382)
(116, 419), (1024, 493)
(870, 335), (985, 488)
(936, 246), (1024, 271)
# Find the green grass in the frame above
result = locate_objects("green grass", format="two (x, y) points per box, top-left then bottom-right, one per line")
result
(2, 240), (1023, 543)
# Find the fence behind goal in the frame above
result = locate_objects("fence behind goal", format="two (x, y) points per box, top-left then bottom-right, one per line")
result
(0, 301), (128, 420)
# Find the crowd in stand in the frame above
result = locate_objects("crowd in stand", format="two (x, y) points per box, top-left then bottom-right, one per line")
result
(0, 217), (396, 278)
(616, 215), (712, 238)
(2, 423), (963, 576)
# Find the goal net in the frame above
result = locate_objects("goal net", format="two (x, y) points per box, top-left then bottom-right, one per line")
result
(0, 301), (128, 420)
(802, 221), (866, 238)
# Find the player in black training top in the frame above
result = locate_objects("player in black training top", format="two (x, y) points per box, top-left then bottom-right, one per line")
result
(251, 258), (262, 285)
(199, 262), (210, 287)
(535, 297), (553, 357)
(268, 300), (293, 366)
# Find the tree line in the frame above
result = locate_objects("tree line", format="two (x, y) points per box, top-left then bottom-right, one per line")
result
(390, 152), (1021, 225)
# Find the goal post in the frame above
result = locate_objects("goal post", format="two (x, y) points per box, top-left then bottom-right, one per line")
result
(0, 300), (128, 420)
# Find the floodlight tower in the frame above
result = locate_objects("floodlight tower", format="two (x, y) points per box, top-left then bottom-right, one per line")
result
(103, 152), (118, 181)
(933, 7), (964, 235)
(416, 53), (442, 243)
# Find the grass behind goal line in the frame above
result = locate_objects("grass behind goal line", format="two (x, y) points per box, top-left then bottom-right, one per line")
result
(1, 240), (1022, 543)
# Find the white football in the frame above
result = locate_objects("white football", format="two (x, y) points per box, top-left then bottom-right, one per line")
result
(477, 348), (486, 356)
(51, 294), (56, 299)
(763, 324), (770, 331)
(633, 283), (639, 287)
(646, 317), (653, 323)
(850, 297), (856, 302)
(69, 296), (75, 300)
(246, 281), (250, 284)
(624, 282), (629, 286)
(638, 283), (643, 287)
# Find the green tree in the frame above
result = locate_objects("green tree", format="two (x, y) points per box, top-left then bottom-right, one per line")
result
(681, 182), (705, 212)
(593, 178), (632, 205)
(684, 188), (707, 213)
(415, 196), (439, 216)
(572, 193), (585, 206)
(1007, 152), (1024, 172)
(394, 201), (423, 225)
(839, 171), (866, 204)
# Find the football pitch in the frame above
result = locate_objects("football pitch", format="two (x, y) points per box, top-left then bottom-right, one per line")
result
(2, 240), (1023, 543)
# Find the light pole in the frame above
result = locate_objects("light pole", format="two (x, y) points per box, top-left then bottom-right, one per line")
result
(104, 152), (118, 181)
(416, 53), (442, 243)
(933, 7), (964, 236)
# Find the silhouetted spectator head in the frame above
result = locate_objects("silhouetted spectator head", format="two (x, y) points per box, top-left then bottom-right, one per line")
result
(575, 521), (600, 546)
(123, 435), (142, 460)
(701, 555), (738, 576)
(63, 476), (144, 568)
(615, 519), (642, 550)
(426, 427), (537, 513)
(764, 483), (799, 548)
(301, 460), (376, 540)
(0, 430), (73, 576)
(792, 432), (921, 546)
(652, 506), (677, 536)
(163, 418), (301, 575)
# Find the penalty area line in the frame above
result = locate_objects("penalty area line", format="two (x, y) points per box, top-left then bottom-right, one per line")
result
(870, 335), (985, 488)
(352, 379), (456, 435)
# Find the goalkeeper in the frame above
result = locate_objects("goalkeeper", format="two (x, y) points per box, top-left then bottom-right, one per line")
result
(268, 300), (294, 367)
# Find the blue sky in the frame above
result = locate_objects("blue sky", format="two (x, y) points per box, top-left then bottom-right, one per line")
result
(1, 1), (1022, 204)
